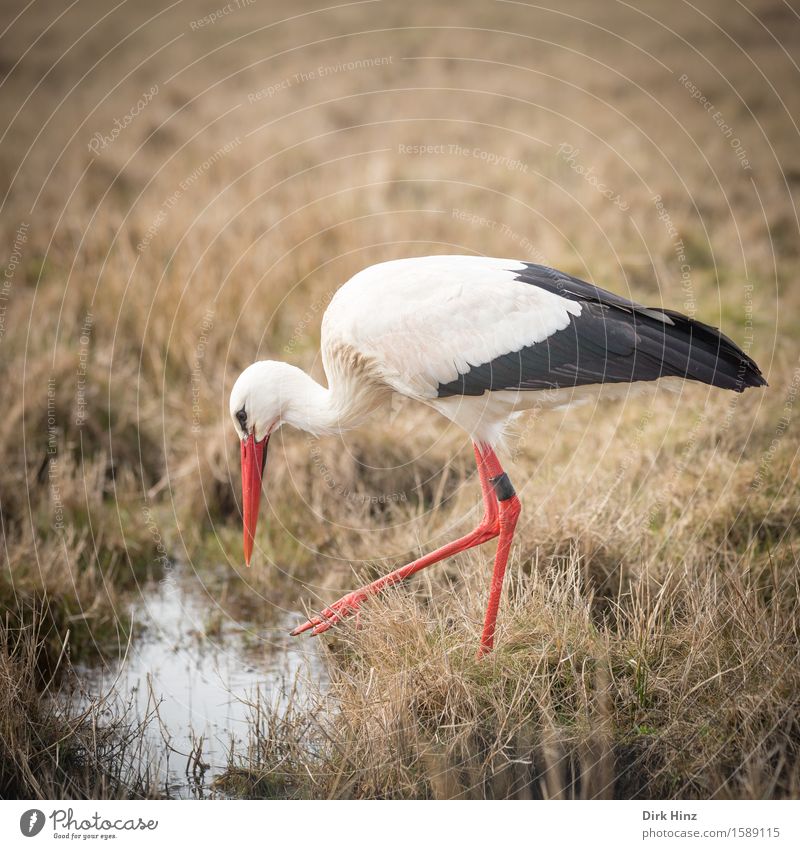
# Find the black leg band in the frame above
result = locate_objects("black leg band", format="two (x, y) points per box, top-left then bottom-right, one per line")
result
(489, 472), (516, 501)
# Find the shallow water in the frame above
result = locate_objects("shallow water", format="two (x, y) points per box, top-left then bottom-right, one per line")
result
(76, 562), (324, 798)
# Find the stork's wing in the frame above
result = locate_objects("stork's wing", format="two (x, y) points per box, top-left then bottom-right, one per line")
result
(438, 262), (766, 396)
(323, 256), (766, 399)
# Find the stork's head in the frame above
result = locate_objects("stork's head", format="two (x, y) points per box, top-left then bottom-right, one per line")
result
(229, 360), (297, 566)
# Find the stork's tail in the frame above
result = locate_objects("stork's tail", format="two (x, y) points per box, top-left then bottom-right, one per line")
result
(652, 309), (766, 392)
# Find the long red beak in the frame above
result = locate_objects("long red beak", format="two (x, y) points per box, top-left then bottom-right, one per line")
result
(241, 432), (268, 566)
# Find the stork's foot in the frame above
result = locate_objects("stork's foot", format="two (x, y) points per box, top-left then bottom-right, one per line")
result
(290, 587), (371, 636)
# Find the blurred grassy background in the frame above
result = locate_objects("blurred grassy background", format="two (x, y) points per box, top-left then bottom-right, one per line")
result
(1, 0), (798, 798)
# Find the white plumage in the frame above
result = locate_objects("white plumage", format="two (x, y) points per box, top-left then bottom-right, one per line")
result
(324, 257), (580, 390)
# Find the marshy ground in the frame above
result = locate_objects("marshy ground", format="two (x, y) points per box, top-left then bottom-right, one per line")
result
(1, 0), (799, 799)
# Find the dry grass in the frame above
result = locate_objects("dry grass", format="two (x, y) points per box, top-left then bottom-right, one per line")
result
(1, 0), (798, 798)
(223, 470), (800, 799)
(0, 613), (158, 798)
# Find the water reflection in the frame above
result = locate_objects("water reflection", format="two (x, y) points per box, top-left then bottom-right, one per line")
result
(77, 562), (323, 797)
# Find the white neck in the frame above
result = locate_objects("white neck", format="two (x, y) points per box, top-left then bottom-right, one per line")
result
(280, 366), (387, 437)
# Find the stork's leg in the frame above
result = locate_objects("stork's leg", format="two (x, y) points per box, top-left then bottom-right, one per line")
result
(475, 449), (520, 658)
(290, 443), (502, 637)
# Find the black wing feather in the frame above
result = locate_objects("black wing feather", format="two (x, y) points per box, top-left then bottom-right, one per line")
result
(436, 263), (766, 398)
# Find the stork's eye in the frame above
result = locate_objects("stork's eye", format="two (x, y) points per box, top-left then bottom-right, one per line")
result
(235, 408), (248, 431)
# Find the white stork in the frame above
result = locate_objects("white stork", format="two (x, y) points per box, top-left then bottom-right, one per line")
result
(229, 255), (765, 656)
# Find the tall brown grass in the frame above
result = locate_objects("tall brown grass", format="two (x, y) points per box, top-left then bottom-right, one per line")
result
(0, 613), (158, 798)
(223, 450), (800, 798)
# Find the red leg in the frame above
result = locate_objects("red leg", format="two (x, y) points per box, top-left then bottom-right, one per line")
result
(290, 443), (501, 637)
(476, 448), (521, 657)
